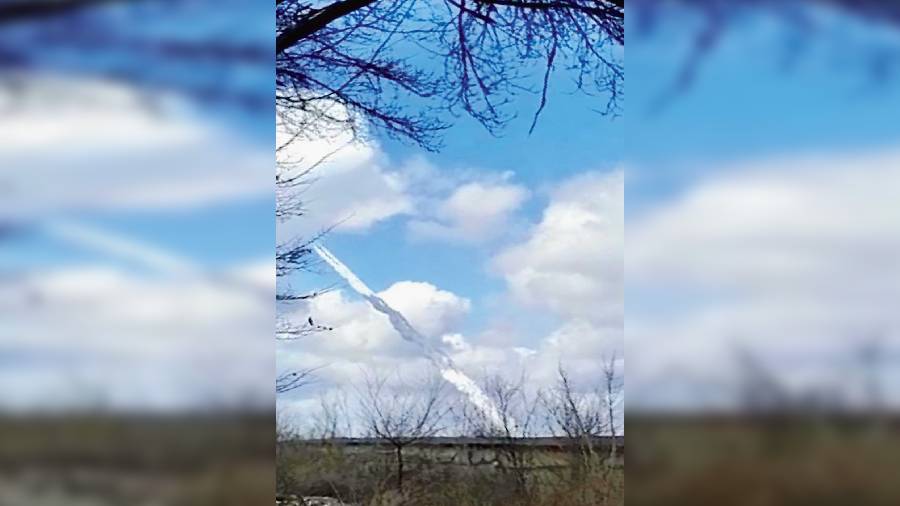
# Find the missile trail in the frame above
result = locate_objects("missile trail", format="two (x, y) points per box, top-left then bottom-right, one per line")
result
(312, 243), (505, 428)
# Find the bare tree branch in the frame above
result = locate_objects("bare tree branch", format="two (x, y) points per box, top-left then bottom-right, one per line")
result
(277, 0), (624, 148)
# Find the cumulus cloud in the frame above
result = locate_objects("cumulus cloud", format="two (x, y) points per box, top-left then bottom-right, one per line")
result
(628, 149), (900, 408)
(380, 281), (472, 337)
(407, 181), (530, 243)
(437, 319), (621, 390)
(631, 151), (900, 291)
(276, 277), (573, 423)
(493, 170), (623, 327)
(276, 130), (532, 246)
(0, 261), (273, 412)
(278, 170), (625, 420)
(0, 76), (270, 219)
(481, 170), (625, 389)
(276, 116), (413, 241)
(277, 281), (472, 379)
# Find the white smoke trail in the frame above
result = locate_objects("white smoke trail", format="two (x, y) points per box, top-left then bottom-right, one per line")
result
(43, 220), (271, 301)
(311, 243), (375, 297)
(45, 220), (197, 276)
(312, 244), (506, 429)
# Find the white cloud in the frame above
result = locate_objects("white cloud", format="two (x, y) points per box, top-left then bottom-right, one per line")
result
(436, 318), (621, 390)
(0, 76), (270, 219)
(0, 261), (273, 412)
(278, 170), (625, 424)
(630, 152), (900, 291)
(278, 281), (472, 374)
(493, 170), (624, 326)
(276, 117), (414, 241)
(380, 281), (472, 337)
(628, 149), (900, 408)
(276, 130), (533, 247)
(407, 181), (530, 243)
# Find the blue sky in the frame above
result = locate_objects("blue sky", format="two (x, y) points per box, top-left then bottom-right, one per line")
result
(7, 1), (900, 414)
(314, 92), (623, 336)
(1, 87), (275, 410)
(1, 0), (274, 269)
(628, 5), (900, 206)
(23, 1), (900, 414)
(627, 4), (900, 410)
(0, 1), (274, 411)
(0, 0), (616, 415)
(276, 31), (624, 421)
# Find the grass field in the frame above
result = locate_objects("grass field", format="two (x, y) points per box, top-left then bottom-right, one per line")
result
(628, 414), (900, 506)
(0, 413), (274, 506)
(277, 438), (624, 506)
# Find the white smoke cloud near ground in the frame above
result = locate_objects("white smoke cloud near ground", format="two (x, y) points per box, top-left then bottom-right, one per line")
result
(312, 244), (506, 428)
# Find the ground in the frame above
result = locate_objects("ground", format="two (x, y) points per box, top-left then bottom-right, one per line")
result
(277, 439), (624, 506)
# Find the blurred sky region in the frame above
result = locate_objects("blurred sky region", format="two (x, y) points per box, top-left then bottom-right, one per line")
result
(628, 2), (900, 411)
(0, 0), (274, 413)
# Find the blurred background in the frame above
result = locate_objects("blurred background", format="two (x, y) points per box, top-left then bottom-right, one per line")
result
(9, 0), (900, 503)
(0, 0), (273, 504)
(628, 1), (900, 504)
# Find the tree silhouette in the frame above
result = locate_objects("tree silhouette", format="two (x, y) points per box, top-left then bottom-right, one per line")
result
(277, 0), (624, 149)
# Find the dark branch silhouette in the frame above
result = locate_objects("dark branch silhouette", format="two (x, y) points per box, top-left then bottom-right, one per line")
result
(277, 0), (624, 149)
(634, 0), (900, 113)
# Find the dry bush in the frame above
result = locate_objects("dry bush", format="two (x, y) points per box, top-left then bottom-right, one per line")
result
(628, 416), (900, 506)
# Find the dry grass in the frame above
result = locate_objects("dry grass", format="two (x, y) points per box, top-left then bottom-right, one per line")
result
(628, 415), (900, 506)
(277, 442), (623, 506)
(0, 413), (273, 506)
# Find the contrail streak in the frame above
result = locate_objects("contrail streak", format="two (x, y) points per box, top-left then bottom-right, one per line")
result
(311, 243), (375, 297)
(45, 220), (197, 276)
(43, 220), (271, 301)
(312, 243), (506, 429)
